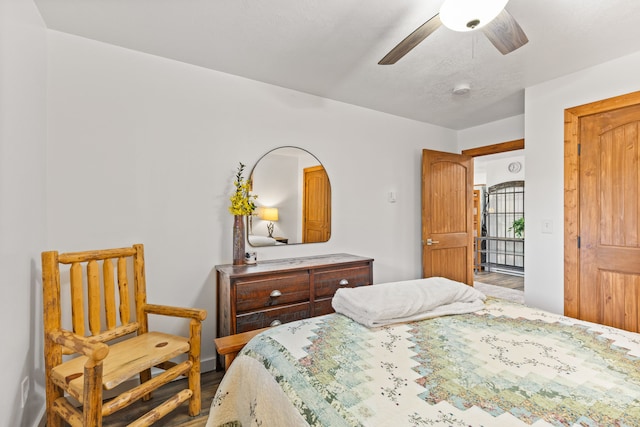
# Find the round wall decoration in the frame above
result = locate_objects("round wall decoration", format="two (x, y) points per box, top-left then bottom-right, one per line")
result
(508, 161), (522, 173)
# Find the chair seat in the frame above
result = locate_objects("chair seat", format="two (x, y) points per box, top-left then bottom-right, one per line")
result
(51, 332), (190, 402)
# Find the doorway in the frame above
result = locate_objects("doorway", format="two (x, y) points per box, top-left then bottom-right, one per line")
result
(463, 140), (525, 291)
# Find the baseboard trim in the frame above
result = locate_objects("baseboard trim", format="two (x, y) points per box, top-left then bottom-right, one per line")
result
(35, 405), (46, 427)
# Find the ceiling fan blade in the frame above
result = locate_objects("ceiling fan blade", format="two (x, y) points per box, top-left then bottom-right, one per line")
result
(481, 9), (528, 55)
(378, 14), (442, 65)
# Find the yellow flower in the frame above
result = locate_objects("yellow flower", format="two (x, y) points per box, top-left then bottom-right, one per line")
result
(228, 162), (257, 216)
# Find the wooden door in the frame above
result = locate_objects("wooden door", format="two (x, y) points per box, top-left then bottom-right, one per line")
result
(303, 165), (331, 243)
(422, 149), (474, 285)
(576, 103), (640, 332)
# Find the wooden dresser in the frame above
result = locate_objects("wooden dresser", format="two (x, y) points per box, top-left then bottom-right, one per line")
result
(216, 253), (373, 340)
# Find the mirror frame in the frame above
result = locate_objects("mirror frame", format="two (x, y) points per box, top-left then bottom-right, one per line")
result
(247, 146), (331, 247)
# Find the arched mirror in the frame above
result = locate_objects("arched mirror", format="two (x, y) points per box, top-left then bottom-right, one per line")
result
(247, 146), (331, 247)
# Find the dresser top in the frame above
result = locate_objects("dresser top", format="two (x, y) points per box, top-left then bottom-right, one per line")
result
(215, 253), (373, 277)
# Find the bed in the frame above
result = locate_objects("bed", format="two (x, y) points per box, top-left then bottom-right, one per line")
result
(207, 279), (640, 426)
(248, 235), (286, 246)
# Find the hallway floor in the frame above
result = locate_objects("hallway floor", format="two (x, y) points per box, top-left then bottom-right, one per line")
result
(474, 270), (524, 291)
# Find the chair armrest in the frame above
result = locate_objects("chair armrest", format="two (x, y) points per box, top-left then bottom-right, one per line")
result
(143, 303), (207, 321)
(48, 330), (109, 362)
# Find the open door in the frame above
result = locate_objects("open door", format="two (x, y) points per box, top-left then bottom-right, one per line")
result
(422, 149), (474, 285)
(302, 165), (331, 243)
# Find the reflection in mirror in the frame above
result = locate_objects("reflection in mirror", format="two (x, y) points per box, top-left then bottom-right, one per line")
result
(248, 146), (331, 247)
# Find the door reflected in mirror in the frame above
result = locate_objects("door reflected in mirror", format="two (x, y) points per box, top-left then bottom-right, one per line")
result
(248, 147), (331, 246)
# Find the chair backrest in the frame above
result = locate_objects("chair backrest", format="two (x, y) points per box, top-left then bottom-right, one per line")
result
(42, 244), (149, 350)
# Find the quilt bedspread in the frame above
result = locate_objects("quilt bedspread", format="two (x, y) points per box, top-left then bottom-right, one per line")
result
(208, 298), (640, 426)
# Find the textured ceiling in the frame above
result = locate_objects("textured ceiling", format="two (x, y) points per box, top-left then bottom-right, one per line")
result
(34, 0), (640, 129)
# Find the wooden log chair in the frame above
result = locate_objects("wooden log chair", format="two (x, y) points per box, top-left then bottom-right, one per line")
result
(41, 243), (207, 427)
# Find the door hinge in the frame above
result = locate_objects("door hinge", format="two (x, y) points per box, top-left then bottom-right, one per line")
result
(577, 236), (581, 248)
(578, 144), (581, 155)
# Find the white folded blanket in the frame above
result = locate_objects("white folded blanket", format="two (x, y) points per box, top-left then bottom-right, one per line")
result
(332, 277), (486, 327)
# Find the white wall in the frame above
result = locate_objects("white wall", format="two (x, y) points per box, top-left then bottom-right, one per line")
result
(45, 31), (458, 371)
(485, 156), (525, 188)
(458, 115), (524, 151)
(0, 0), (47, 425)
(525, 50), (640, 313)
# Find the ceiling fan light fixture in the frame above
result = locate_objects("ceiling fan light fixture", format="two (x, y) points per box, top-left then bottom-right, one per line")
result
(439, 0), (509, 32)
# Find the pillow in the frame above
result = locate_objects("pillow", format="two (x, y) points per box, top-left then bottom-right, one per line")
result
(248, 235), (277, 246)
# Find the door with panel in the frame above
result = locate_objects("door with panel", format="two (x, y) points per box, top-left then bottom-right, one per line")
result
(578, 103), (640, 332)
(303, 165), (331, 243)
(422, 149), (474, 285)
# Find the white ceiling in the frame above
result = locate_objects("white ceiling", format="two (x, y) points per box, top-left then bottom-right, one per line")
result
(34, 0), (640, 130)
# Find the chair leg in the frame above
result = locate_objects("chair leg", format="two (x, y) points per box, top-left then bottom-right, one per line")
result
(45, 382), (63, 427)
(83, 361), (104, 427)
(188, 319), (202, 416)
(140, 368), (153, 401)
(188, 360), (201, 416)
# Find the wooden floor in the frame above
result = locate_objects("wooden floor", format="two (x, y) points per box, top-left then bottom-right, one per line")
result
(102, 370), (224, 427)
(474, 270), (524, 291)
(102, 271), (523, 426)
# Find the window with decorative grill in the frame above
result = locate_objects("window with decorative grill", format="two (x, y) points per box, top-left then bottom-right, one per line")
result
(480, 181), (524, 275)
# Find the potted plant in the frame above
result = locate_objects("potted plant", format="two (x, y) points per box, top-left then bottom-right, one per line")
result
(229, 163), (257, 265)
(509, 217), (524, 238)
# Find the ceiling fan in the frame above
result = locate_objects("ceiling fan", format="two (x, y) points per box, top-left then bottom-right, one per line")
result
(379, 0), (528, 65)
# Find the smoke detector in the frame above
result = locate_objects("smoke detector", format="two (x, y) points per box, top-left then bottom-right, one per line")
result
(452, 82), (471, 95)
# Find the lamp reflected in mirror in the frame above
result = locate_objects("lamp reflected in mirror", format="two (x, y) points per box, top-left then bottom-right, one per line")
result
(259, 207), (279, 237)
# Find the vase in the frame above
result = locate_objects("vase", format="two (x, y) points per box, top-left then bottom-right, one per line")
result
(232, 215), (245, 265)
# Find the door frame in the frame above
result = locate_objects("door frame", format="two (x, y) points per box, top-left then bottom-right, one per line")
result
(461, 139), (525, 277)
(564, 90), (640, 318)
(461, 139), (524, 158)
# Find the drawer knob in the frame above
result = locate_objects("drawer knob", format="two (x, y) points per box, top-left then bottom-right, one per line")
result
(270, 289), (282, 298)
(339, 279), (349, 286)
(270, 320), (282, 327)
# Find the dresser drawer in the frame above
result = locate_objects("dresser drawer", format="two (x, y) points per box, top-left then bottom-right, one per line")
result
(236, 302), (311, 333)
(313, 298), (335, 317)
(236, 272), (310, 313)
(314, 264), (372, 299)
